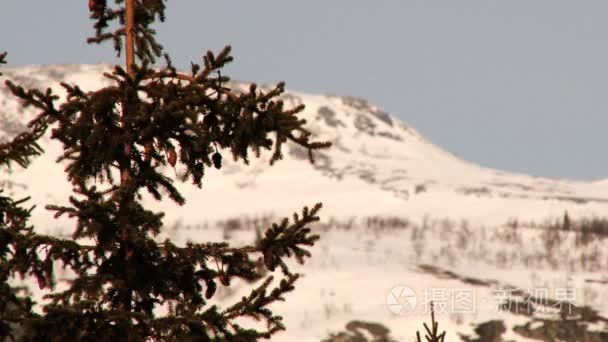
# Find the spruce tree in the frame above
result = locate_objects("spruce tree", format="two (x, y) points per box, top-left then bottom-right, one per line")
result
(0, 1), (330, 340)
(0, 51), (47, 341)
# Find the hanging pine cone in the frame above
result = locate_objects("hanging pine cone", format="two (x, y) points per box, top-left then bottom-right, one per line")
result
(144, 141), (154, 161)
(212, 152), (222, 169)
(203, 114), (218, 128)
(167, 148), (177, 167)
(218, 272), (230, 286)
(263, 250), (276, 271)
(88, 0), (106, 15)
(204, 280), (217, 299)
(36, 273), (47, 290)
(142, 0), (163, 9)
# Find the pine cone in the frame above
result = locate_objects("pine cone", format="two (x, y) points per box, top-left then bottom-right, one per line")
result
(203, 114), (218, 128)
(212, 152), (222, 169)
(88, 0), (106, 14)
(263, 250), (276, 271)
(36, 273), (47, 290)
(204, 280), (217, 299)
(219, 272), (230, 286)
(167, 148), (177, 167)
(142, 0), (162, 8)
(144, 141), (154, 161)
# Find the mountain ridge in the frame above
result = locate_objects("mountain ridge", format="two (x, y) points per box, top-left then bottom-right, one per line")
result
(1, 63), (608, 232)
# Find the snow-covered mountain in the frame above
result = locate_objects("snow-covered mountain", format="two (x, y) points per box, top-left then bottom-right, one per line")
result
(1, 63), (607, 231)
(3, 64), (608, 341)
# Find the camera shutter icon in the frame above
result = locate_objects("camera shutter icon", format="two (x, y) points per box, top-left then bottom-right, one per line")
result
(386, 285), (417, 315)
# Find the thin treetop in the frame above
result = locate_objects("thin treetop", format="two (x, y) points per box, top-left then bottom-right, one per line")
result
(0, 1), (330, 340)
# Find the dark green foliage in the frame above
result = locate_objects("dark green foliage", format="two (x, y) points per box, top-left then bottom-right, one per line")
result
(0, 53), (47, 171)
(0, 1), (330, 340)
(0, 52), (43, 341)
(88, 0), (166, 65)
(415, 304), (446, 342)
(0, 191), (36, 342)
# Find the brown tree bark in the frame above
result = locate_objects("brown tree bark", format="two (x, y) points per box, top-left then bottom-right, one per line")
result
(125, 0), (135, 77)
(120, 0), (136, 327)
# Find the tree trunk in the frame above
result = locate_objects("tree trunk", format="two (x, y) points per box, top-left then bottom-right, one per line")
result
(125, 0), (135, 76)
(120, 0), (136, 327)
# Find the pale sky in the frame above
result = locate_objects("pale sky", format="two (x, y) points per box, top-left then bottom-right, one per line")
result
(2, 1), (607, 180)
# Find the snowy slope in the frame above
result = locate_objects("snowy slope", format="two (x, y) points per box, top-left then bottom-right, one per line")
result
(3, 64), (608, 341)
(1, 63), (608, 232)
